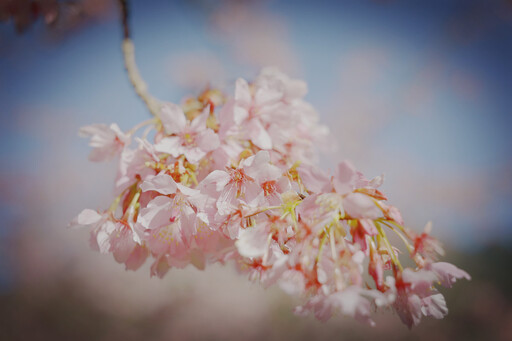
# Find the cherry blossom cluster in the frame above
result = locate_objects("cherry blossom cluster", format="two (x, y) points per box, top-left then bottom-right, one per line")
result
(72, 68), (469, 328)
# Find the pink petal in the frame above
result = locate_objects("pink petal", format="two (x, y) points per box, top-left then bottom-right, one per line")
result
(333, 161), (357, 195)
(343, 193), (382, 219)
(154, 136), (182, 157)
(201, 170), (231, 192)
(70, 209), (102, 228)
(196, 129), (220, 152)
(190, 107), (210, 131)
(160, 102), (186, 134)
(233, 106), (249, 125)
(111, 226), (136, 263)
(235, 225), (268, 258)
(125, 245), (149, 271)
(248, 120), (272, 150)
(235, 78), (252, 108)
(140, 173), (178, 195)
(150, 256), (171, 278)
(297, 164), (330, 193)
(421, 293), (448, 319)
(138, 196), (173, 229)
(254, 87), (282, 107)
(176, 183), (199, 197)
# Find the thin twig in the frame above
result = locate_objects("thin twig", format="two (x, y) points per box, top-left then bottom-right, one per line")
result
(118, 0), (161, 118)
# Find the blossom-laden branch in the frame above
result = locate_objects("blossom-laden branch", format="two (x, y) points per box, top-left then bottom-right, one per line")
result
(118, 0), (161, 118)
(72, 0), (470, 330)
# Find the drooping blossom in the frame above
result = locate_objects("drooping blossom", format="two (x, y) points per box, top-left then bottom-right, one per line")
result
(295, 286), (377, 325)
(70, 208), (147, 270)
(393, 268), (448, 329)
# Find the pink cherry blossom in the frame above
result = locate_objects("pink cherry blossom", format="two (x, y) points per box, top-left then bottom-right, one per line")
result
(392, 268), (452, 328)
(295, 286), (376, 326)
(411, 222), (446, 259)
(79, 123), (129, 162)
(139, 173), (204, 250)
(71, 208), (147, 270)
(244, 151), (291, 207)
(108, 221), (148, 270)
(297, 193), (342, 234)
(155, 103), (220, 163)
(115, 138), (160, 195)
(201, 152), (279, 219)
(70, 209), (114, 253)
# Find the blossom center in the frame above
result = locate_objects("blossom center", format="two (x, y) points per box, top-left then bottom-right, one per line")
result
(181, 131), (196, 146)
(262, 180), (277, 196)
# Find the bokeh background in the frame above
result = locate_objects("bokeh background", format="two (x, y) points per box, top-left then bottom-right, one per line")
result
(1, 0), (511, 340)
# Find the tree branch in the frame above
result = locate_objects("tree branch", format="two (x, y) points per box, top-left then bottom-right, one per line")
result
(118, 0), (161, 118)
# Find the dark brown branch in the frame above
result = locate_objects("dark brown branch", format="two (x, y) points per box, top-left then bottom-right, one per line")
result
(119, 0), (130, 39)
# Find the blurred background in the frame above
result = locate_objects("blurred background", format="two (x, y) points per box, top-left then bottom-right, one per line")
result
(1, 0), (511, 340)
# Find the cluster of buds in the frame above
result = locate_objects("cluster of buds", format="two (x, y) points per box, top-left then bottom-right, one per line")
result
(71, 68), (469, 328)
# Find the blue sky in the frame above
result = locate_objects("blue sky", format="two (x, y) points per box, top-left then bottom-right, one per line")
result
(0, 0), (511, 251)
